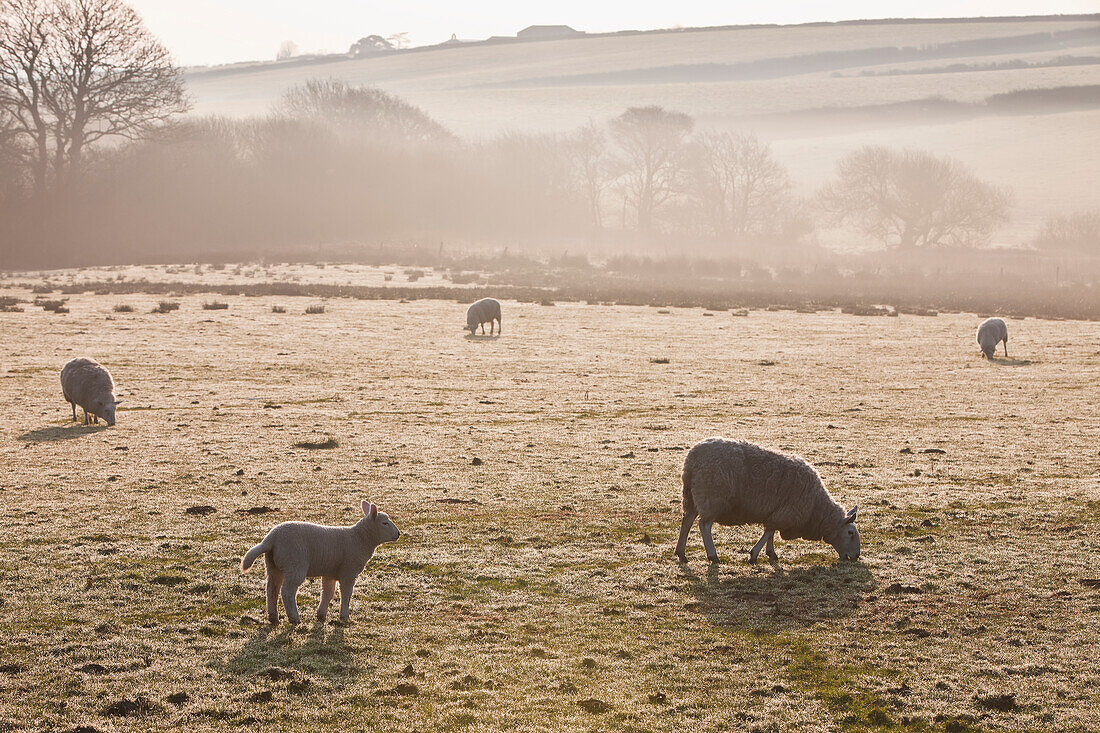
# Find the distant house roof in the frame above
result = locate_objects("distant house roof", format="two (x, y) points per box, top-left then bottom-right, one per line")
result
(516, 25), (582, 40)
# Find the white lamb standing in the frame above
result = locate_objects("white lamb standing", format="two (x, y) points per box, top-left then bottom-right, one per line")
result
(675, 437), (860, 564)
(241, 501), (401, 624)
(60, 357), (120, 426)
(466, 297), (502, 335)
(976, 317), (1009, 359)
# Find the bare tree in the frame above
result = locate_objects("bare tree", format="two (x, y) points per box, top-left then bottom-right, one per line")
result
(692, 131), (793, 241)
(0, 0), (188, 191)
(819, 146), (1009, 249)
(0, 0), (53, 191)
(276, 40), (298, 61)
(386, 32), (409, 50)
(278, 79), (451, 144)
(1032, 209), (1100, 253)
(608, 105), (693, 231)
(567, 120), (612, 228)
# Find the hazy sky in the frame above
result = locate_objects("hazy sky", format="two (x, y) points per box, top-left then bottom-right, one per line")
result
(129, 1), (1099, 66)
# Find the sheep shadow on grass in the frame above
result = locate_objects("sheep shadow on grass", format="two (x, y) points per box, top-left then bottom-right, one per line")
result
(682, 561), (873, 633)
(19, 423), (109, 442)
(464, 332), (500, 341)
(988, 357), (1034, 367)
(223, 620), (360, 686)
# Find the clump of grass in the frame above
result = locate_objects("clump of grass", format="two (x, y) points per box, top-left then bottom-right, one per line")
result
(30, 284), (53, 294)
(151, 301), (180, 314)
(36, 298), (68, 313)
(305, 304), (325, 314)
(202, 301), (229, 310)
(841, 304), (889, 316)
(113, 304), (135, 313)
(271, 305), (286, 314)
(0, 296), (24, 312)
(650, 357), (670, 364)
(294, 436), (339, 450)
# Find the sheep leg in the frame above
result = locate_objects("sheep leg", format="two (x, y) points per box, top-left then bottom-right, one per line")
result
(749, 529), (775, 564)
(1004, 341), (1008, 358)
(674, 510), (697, 561)
(766, 531), (778, 561)
(317, 577), (336, 622)
(264, 556), (282, 624)
(496, 318), (501, 335)
(70, 402), (76, 421)
(338, 577), (357, 622)
(280, 573), (304, 624)
(700, 521), (719, 564)
(82, 407), (90, 425)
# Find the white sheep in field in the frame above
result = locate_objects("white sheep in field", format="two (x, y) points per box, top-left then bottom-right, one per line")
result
(60, 357), (120, 426)
(675, 437), (860, 564)
(241, 501), (401, 624)
(977, 317), (1009, 359)
(466, 298), (502, 335)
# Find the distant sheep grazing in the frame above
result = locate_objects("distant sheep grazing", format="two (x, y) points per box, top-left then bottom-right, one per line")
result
(674, 437), (860, 564)
(466, 297), (502, 335)
(977, 317), (1008, 359)
(241, 501), (401, 624)
(60, 357), (120, 426)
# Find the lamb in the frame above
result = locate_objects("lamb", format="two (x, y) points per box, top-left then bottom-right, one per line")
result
(240, 501), (401, 624)
(674, 437), (860, 564)
(977, 317), (1008, 359)
(60, 357), (120, 426)
(465, 297), (502, 335)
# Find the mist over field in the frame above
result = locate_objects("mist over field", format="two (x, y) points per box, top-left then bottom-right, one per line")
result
(1, 4), (1100, 732)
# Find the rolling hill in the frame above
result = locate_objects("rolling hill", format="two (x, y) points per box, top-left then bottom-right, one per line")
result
(184, 16), (1100, 245)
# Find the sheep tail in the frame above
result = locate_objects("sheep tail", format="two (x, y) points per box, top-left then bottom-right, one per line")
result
(681, 465), (696, 515)
(240, 538), (272, 572)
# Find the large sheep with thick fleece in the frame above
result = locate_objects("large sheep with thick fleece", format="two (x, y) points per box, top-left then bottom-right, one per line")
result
(241, 501), (400, 624)
(466, 297), (502, 335)
(977, 317), (1008, 359)
(675, 437), (860, 564)
(61, 357), (120, 426)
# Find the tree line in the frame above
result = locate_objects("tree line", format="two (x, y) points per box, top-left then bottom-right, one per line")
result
(1, 0), (1094, 269)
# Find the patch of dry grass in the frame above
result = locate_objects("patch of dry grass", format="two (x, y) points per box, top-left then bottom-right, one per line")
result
(0, 287), (1097, 731)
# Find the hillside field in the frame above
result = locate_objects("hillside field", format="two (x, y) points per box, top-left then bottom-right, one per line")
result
(1, 278), (1098, 731)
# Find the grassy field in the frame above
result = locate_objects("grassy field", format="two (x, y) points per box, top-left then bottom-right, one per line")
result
(1, 279), (1098, 731)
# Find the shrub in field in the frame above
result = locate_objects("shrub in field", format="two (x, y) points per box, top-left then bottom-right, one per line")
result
(113, 304), (135, 313)
(152, 301), (180, 313)
(305, 304), (325, 314)
(272, 305), (287, 313)
(36, 298), (68, 312)
(203, 301), (229, 310)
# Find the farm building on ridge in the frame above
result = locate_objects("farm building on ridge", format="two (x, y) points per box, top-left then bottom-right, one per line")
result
(517, 25), (584, 40)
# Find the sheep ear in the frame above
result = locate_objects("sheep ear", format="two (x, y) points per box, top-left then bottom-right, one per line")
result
(361, 500), (370, 517)
(370, 503), (378, 520)
(845, 506), (858, 524)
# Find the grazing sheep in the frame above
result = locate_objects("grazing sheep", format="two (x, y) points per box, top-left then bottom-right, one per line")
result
(60, 357), (120, 426)
(466, 297), (502, 335)
(241, 501), (401, 624)
(977, 317), (1009, 359)
(674, 437), (860, 564)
